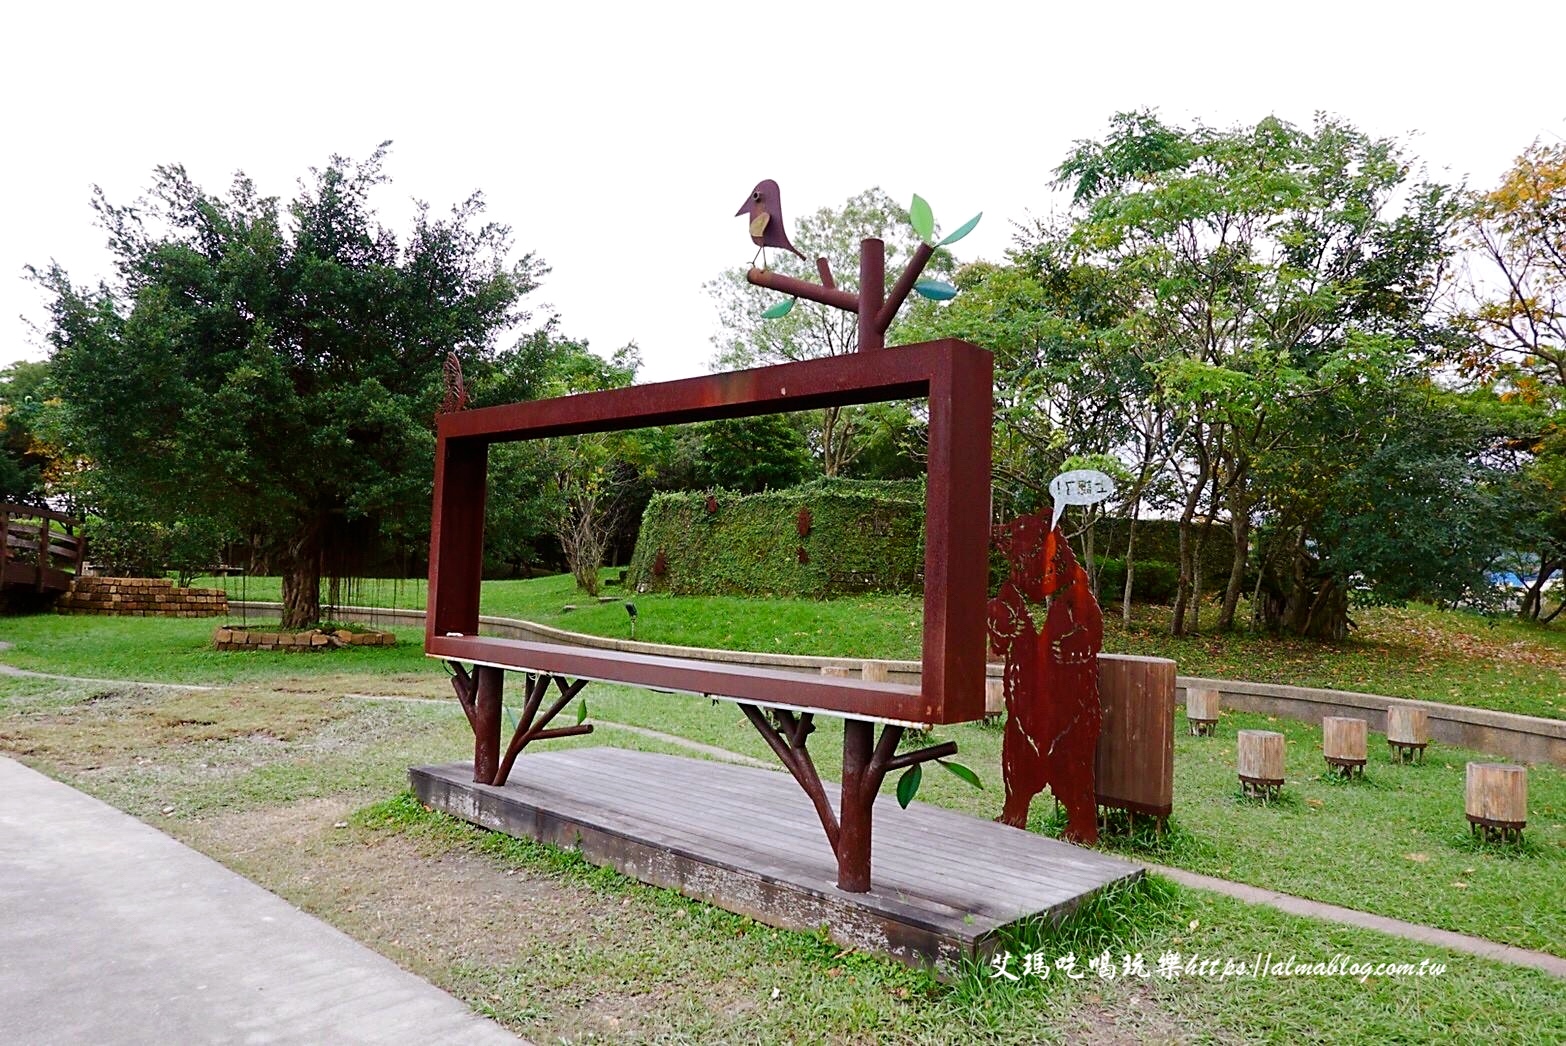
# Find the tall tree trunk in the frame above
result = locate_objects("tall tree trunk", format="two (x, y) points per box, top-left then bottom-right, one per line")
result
(1172, 428), (1212, 637)
(279, 522), (323, 629)
(1519, 559), (1557, 620)
(1121, 511), (1139, 623)
(821, 407), (840, 477)
(1120, 453), (1158, 624)
(1218, 482), (1250, 632)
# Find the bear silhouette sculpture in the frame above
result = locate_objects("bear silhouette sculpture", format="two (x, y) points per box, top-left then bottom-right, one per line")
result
(987, 511), (1104, 843)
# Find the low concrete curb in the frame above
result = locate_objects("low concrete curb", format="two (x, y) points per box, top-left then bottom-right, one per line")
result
(235, 602), (1566, 767)
(0, 756), (523, 1045)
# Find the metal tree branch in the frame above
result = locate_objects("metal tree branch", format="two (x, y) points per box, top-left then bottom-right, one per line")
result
(741, 704), (839, 848)
(741, 703), (965, 891)
(493, 674), (593, 786)
(745, 236), (939, 352)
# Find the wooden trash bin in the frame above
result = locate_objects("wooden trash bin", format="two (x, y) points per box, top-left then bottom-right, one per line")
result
(1386, 706), (1429, 763)
(1322, 716), (1367, 778)
(1095, 654), (1177, 833)
(1465, 763), (1527, 843)
(1186, 687), (1220, 736)
(1237, 729), (1286, 801)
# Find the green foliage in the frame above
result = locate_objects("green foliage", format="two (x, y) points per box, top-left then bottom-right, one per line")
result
(1094, 557), (1180, 604)
(36, 145), (538, 626)
(908, 194), (935, 242)
(83, 515), (229, 584)
(0, 361), (57, 503)
(694, 414), (813, 494)
(627, 479), (924, 597)
(895, 763), (920, 808)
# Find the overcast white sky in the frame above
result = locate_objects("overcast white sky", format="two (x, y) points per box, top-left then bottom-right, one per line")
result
(4, 1), (1563, 383)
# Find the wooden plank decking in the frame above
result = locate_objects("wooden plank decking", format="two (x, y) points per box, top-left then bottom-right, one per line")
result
(412, 747), (1143, 973)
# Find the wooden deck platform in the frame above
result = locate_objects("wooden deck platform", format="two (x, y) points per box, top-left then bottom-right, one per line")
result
(412, 747), (1143, 973)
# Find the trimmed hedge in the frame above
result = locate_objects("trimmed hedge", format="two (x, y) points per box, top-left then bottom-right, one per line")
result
(626, 479), (925, 597)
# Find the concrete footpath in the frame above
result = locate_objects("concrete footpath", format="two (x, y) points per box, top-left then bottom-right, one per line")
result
(0, 756), (523, 1046)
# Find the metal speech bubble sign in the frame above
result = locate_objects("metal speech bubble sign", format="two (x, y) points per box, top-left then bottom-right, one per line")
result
(1048, 469), (1117, 532)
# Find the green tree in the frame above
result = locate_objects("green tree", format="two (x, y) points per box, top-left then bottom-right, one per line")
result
(1460, 138), (1566, 620)
(696, 414), (813, 493)
(1053, 112), (1460, 637)
(0, 361), (58, 504)
(37, 145), (538, 626)
(708, 188), (952, 476)
(1252, 381), (1509, 638)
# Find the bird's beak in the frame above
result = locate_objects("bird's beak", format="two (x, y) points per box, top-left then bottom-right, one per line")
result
(735, 197), (754, 217)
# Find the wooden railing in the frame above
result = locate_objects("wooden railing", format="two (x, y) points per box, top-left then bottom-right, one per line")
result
(0, 502), (86, 592)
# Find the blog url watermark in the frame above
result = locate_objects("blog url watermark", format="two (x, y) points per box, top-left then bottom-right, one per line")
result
(990, 950), (1448, 984)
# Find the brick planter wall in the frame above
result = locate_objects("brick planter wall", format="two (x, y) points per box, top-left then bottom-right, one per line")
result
(212, 626), (396, 652)
(57, 577), (227, 617)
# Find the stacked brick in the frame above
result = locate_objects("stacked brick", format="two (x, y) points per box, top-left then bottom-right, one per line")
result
(212, 627), (396, 652)
(57, 576), (228, 617)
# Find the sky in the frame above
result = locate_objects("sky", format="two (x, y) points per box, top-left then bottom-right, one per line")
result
(4, 1), (1564, 384)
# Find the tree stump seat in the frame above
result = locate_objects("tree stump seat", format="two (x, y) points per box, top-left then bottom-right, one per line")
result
(1237, 729), (1285, 801)
(1322, 716), (1367, 778)
(1385, 706), (1430, 763)
(1465, 762), (1527, 843)
(1186, 687), (1219, 736)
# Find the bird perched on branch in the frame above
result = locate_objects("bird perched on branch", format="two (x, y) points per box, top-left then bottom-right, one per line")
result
(736, 179), (806, 268)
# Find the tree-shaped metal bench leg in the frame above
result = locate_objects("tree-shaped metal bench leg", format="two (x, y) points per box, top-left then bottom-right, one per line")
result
(741, 705), (956, 893)
(449, 665), (593, 786)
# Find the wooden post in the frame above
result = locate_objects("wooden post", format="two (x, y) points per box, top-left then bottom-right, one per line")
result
(1322, 717), (1367, 778)
(861, 661), (890, 684)
(1237, 730), (1285, 801)
(0, 509), (9, 581)
(1095, 655), (1176, 830)
(1386, 706), (1429, 763)
(35, 515), (49, 591)
(1186, 687), (1220, 736)
(1466, 763), (1527, 843)
(984, 676), (1004, 718)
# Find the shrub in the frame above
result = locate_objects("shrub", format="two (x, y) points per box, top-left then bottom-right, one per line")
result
(1095, 556), (1181, 605)
(626, 479), (924, 597)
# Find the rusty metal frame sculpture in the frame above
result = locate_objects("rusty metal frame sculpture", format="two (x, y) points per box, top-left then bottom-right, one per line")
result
(425, 334), (992, 891)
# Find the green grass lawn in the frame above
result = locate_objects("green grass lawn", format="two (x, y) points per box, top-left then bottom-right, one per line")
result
(190, 571), (1566, 720)
(6, 606), (1561, 959)
(2, 672), (1561, 1043)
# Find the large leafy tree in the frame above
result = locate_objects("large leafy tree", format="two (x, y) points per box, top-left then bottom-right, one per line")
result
(1050, 112), (1461, 636)
(37, 145), (539, 626)
(1460, 139), (1566, 620)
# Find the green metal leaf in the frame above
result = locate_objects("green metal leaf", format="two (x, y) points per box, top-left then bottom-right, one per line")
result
(576, 698), (588, 725)
(939, 212), (982, 246)
(937, 759), (983, 790)
(914, 279), (958, 301)
(760, 297), (796, 320)
(896, 763), (922, 809)
(909, 194), (935, 243)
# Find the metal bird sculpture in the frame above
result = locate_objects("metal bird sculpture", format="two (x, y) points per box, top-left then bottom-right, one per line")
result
(736, 179), (806, 268)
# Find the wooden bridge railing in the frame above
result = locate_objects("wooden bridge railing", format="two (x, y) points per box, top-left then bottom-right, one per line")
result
(0, 503), (87, 593)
